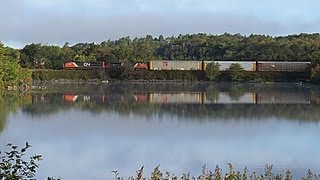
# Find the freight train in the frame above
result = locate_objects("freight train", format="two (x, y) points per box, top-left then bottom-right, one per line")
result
(63, 60), (311, 72)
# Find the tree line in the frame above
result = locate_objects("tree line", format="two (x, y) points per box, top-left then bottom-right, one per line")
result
(19, 33), (320, 70)
(2, 33), (320, 86)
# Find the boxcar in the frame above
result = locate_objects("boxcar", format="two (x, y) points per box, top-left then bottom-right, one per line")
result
(149, 60), (202, 70)
(257, 61), (311, 72)
(203, 61), (256, 71)
(107, 62), (124, 69)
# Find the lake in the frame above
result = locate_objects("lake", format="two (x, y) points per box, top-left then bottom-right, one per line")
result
(0, 83), (320, 179)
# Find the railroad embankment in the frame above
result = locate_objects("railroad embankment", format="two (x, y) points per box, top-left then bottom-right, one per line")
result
(31, 69), (311, 83)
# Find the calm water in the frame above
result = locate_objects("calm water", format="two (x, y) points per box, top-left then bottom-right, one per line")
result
(0, 83), (320, 179)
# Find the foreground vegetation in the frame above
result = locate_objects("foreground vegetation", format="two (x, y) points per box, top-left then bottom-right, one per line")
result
(1, 143), (319, 180)
(0, 143), (42, 179)
(119, 165), (320, 180)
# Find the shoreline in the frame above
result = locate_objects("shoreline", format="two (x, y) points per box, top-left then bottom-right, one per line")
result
(31, 78), (311, 85)
(28, 79), (317, 92)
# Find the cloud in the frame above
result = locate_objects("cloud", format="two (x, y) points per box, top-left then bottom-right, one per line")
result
(0, 12), (285, 46)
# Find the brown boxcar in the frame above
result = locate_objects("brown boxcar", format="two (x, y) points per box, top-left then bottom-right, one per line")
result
(257, 61), (311, 72)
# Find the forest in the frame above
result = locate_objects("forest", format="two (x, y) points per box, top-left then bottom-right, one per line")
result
(19, 33), (320, 69)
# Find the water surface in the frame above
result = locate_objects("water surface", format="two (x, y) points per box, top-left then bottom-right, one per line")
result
(0, 83), (320, 179)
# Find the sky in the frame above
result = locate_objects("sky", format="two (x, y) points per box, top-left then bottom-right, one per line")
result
(1, 0), (320, 48)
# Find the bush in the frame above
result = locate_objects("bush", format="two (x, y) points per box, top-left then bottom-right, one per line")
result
(229, 63), (245, 82)
(205, 62), (220, 81)
(32, 70), (108, 81)
(311, 64), (320, 83)
(0, 43), (32, 87)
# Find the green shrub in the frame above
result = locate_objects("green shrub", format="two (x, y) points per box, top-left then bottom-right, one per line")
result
(0, 43), (32, 87)
(228, 63), (245, 82)
(205, 62), (221, 81)
(32, 70), (108, 81)
(0, 143), (42, 179)
(311, 64), (320, 83)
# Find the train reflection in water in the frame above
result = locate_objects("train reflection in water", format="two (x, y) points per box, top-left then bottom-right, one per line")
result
(149, 92), (256, 104)
(62, 91), (312, 104)
(63, 94), (124, 103)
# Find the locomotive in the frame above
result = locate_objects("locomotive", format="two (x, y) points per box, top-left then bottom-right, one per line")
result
(63, 60), (311, 72)
(63, 61), (107, 69)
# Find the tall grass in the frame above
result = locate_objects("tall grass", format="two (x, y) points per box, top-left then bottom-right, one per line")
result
(113, 164), (319, 180)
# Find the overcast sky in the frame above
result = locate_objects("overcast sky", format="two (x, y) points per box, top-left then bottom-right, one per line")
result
(1, 0), (320, 48)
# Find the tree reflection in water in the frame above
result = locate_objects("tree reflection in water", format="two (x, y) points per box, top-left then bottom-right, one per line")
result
(0, 92), (32, 133)
(15, 83), (320, 121)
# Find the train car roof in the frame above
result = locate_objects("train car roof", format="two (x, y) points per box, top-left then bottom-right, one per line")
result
(204, 61), (256, 63)
(257, 61), (311, 63)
